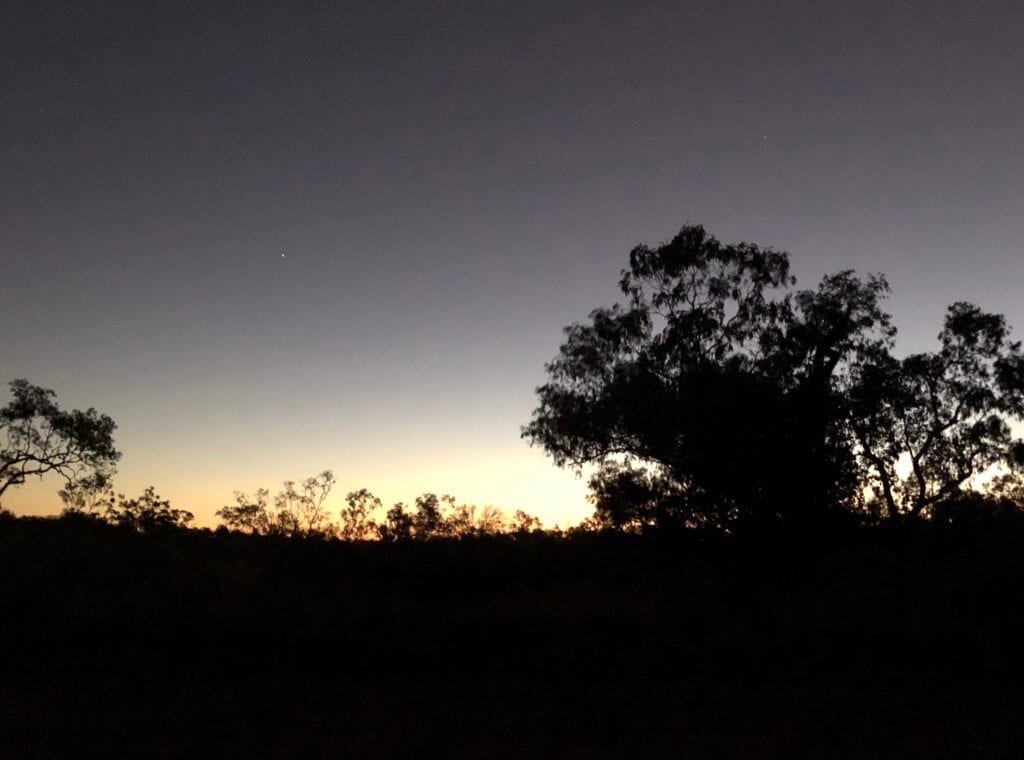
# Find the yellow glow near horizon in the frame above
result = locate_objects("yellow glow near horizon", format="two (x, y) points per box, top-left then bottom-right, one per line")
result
(2, 448), (593, 530)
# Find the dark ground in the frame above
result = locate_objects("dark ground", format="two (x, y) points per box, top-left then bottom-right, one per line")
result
(3, 514), (1024, 758)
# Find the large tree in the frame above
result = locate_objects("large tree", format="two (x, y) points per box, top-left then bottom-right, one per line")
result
(0, 379), (120, 504)
(523, 225), (900, 529)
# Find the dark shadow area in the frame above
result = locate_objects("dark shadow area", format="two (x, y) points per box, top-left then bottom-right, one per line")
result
(4, 513), (1024, 757)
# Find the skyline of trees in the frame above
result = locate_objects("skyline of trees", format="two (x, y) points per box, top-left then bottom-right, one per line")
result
(0, 381), (547, 537)
(4, 223), (1024, 535)
(215, 474), (545, 540)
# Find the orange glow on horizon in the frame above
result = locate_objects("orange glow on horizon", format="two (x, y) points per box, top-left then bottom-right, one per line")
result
(2, 448), (593, 531)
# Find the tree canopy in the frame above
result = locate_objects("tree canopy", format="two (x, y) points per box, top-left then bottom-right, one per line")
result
(849, 302), (1024, 518)
(1, 379), (120, 504)
(524, 225), (1024, 530)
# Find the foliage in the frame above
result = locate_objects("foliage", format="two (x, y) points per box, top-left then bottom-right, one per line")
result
(412, 493), (449, 537)
(273, 470), (336, 535)
(586, 459), (694, 532)
(524, 225), (894, 528)
(105, 486), (194, 531)
(850, 303), (1024, 518)
(378, 502), (414, 542)
(216, 471), (336, 537)
(377, 493), (510, 540)
(451, 504), (507, 536)
(215, 488), (273, 535)
(338, 488), (381, 540)
(216, 478), (541, 542)
(58, 472), (117, 515)
(510, 509), (544, 534)
(0, 379), (120, 504)
(525, 224), (1023, 529)
(60, 476), (192, 531)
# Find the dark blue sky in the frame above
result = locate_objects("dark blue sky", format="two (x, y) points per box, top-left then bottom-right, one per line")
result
(3, 0), (1022, 524)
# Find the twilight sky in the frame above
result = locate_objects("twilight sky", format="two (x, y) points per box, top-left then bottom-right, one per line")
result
(3, 0), (1023, 526)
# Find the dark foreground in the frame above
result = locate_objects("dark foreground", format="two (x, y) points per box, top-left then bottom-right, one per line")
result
(3, 515), (1024, 758)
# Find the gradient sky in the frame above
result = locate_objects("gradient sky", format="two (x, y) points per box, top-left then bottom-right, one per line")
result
(3, 0), (1023, 526)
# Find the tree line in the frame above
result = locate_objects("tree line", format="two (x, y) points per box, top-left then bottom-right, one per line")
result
(213, 474), (543, 539)
(0, 380), (544, 538)
(4, 223), (1023, 535)
(50, 464), (546, 539)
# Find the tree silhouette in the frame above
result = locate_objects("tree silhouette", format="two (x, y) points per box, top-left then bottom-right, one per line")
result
(0, 379), (120, 504)
(510, 509), (543, 534)
(446, 502), (507, 536)
(61, 478), (193, 530)
(106, 486), (194, 531)
(216, 480), (541, 542)
(850, 302), (1024, 518)
(216, 471), (336, 537)
(523, 225), (895, 529)
(378, 502), (414, 541)
(216, 488), (273, 534)
(59, 472), (117, 515)
(274, 470), (336, 536)
(373, 493), (525, 540)
(339, 488), (381, 540)
(412, 492), (449, 537)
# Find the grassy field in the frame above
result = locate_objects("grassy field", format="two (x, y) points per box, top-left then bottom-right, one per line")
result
(3, 514), (1024, 757)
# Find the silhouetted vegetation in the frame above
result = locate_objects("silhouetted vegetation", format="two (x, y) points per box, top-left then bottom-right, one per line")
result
(212, 470), (542, 541)
(60, 479), (194, 530)
(4, 224), (1024, 755)
(0, 379), (120, 504)
(524, 225), (1024, 531)
(214, 470), (337, 537)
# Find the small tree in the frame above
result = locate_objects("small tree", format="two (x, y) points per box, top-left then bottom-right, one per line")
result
(216, 471), (336, 536)
(1, 379), (120, 505)
(447, 502), (508, 537)
(510, 509), (543, 534)
(216, 488), (273, 534)
(59, 472), (117, 516)
(339, 488), (381, 540)
(274, 470), (336, 536)
(474, 505), (507, 535)
(410, 493), (457, 538)
(378, 502), (414, 542)
(106, 486), (194, 531)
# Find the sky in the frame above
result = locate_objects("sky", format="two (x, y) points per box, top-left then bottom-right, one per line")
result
(2, 0), (1023, 527)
